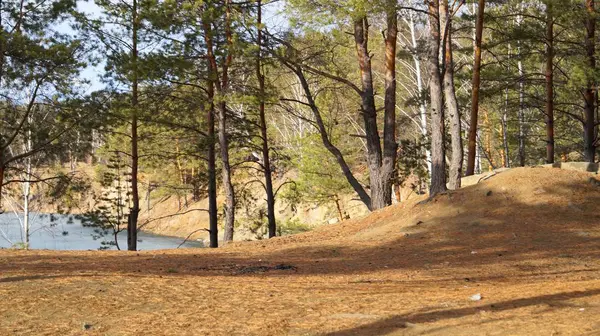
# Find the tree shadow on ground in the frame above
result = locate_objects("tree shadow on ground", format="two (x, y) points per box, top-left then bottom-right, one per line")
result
(320, 288), (600, 336)
(1, 174), (599, 283)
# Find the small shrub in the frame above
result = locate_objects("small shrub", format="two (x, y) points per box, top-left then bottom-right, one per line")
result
(277, 218), (311, 236)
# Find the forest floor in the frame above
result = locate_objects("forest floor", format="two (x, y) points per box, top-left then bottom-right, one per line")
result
(1, 167), (600, 335)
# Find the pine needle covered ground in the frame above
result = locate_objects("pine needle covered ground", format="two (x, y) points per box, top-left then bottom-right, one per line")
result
(1, 167), (600, 335)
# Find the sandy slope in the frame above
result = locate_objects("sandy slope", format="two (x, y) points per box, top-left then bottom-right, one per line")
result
(1, 167), (600, 335)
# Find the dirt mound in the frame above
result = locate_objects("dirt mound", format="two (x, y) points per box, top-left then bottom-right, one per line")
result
(1, 167), (600, 335)
(231, 167), (600, 251)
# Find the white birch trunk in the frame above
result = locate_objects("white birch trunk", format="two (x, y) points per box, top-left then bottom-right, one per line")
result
(408, 13), (432, 176)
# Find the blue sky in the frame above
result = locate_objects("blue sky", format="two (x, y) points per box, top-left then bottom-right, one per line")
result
(78, 1), (103, 91)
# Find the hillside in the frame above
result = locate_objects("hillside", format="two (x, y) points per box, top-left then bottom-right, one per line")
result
(33, 163), (371, 242)
(1, 167), (600, 335)
(137, 174), (370, 242)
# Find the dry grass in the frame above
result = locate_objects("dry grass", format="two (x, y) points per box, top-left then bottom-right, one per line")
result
(1, 167), (600, 335)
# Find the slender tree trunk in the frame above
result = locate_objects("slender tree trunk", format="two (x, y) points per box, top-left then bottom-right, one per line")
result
(584, 0), (596, 163)
(22, 114), (32, 249)
(545, 3), (554, 164)
(0, 0), (4, 84)
(220, 1), (235, 242)
(207, 81), (218, 248)
(515, 6), (526, 166)
(483, 109), (495, 170)
(203, 7), (235, 243)
(292, 65), (372, 209)
(382, 4), (398, 205)
(517, 57), (526, 167)
(23, 160), (30, 249)
(0, 161), (4, 212)
(175, 138), (185, 185)
(353, 17), (385, 209)
(466, 0), (485, 176)
(475, 129), (481, 173)
(441, 0), (462, 189)
(0, 2), (4, 213)
(256, 0), (276, 238)
(427, 0), (447, 195)
(201, 8), (218, 247)
(114, 231), (120, 251)
(218, 104), (235, 242)
(334, 197), (344, 222)
(407, 14), (432, 176)
(127, 0), (140, 251)
(393, 180), (402, 203)
(502, 87), (510, 167)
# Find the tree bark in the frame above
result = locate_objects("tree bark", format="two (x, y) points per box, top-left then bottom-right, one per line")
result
(203, 6), (235, 243)
(441, 0), (462, 190)
(545, 2), (554, 164)
(584, 0), (596, 163)
(334, 197), (344, 222)
(517, 57), (526, 167)
(23, 160), (30, 248)
(407, 14), (432, 176)
(502, 87), (510, 167)
(220, 0), (235, 242)
(207, 81), (218, 248)
(353, 17), (385, 209)
(466, 0), (485, 176)
(515, 5), (526, 167)
(127, 0), (139, 251)
(0, 4), (4, 212)
(274, 12), (396, 211)
(502, 40), (511, 168)
(427, 0), (447, 195)
(382, 4), (398, 205)
(22, 114), (32, 248)
(218, 103), (235, 243)
(202, 15), (221, 248)
(256, 0), (276, 238)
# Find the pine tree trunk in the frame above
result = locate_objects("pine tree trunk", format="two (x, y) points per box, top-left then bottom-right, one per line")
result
(207, 81), (218, 248)
(220, 0), (235, 242)
(203, 6), (235, 243)
(466, 0), (485, 176)
(441, 0), (463, 190)
(382, 4), (398, 205)
(545, 3), (554, 164)
(127, 0), (139, 251)
(353, 17), (385, 209)
(202, 16), (220, 247)
(256, 0), (276, 238)
(218, 101), (235, 242)
(427, 0), (447, 195)
(584, 0), (596, 163)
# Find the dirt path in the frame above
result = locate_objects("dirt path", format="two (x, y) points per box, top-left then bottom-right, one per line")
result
(1, 168), (600, 335)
